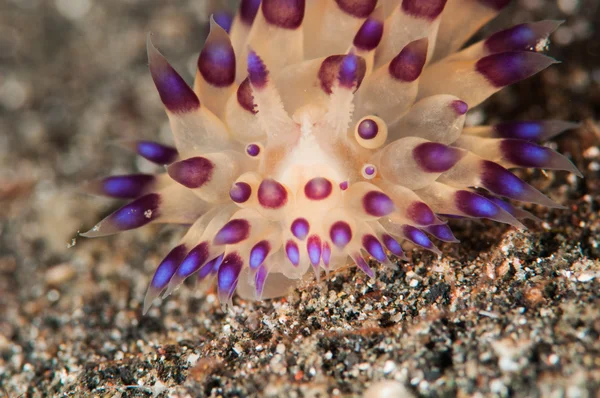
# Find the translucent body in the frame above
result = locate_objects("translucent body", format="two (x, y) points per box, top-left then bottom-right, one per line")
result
(82, 0), (580, 311)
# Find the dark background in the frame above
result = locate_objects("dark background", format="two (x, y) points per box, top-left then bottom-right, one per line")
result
(1, 0), (599, 396)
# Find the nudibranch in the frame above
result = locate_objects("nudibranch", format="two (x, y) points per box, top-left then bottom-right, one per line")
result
(82, 0), (581, 312)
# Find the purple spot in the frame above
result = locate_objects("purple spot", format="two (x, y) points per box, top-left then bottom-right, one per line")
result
(199, 253), (224, 280)
(246, 144), (261, 157)
(425, 224), (457, 242)
(389, 38), (428, 82)
(476, 51), (556, 88)
(455, 190), (499, 218)
(481, 160), (525, 199)
(249, 240), (270, 269)
(307, 235), (322, 266)
(177, 241), (210, 278)
(236, 78), (257, 115)
(353, 254), (374, 278)
(229, 182), (252, 203)
(363, 191), (395, 217)
(150, 55), (200, 113)
(110, 193), (160, 231)
(330, 221), (352, 249)
(213, 11), (233, 33)
(262, 0), (305, 29)
(403, 225), (433, 249)
(322, 241), (331, 267)
(167, 157), (214, 189)
(413, 142), (463, 173)
(255, 264), (268, 297)
(353, 16), (383, 51)
(285, 240), (300, 266)
(401, 0), (447, 20)
(481, 192), (516, 215)
(364, 165), (376, 176)
(362, 235), (386, 262)
(213, 219), (251, 245)
(357, 119), (378, 139)
(500, 139), (550, 168)
(291, 218), (310, 240)
(406, 201), (436, 226)
(240, 0), (262, 25)
(478, 0), (511, 11)
(101, 174), (155, 199)
(217, 252), (243, 299)
(339, 181), (349, 191)
(382, 234), (404, 257)
(304, 177), (333, 200)
(135, 141), (178, 164)
(198, 36), (235, 87)
(338, 53), (360, 90)
(492, 120), (579, 142)
(247, 50), (269, 89)
(319, 55), (366, 94)
(485, 24), (536, 53)
(150, 244), (187, 290)
(451, 100), (468, 115)
(258, 179), (288, 209)
(335, 0), (377, 18)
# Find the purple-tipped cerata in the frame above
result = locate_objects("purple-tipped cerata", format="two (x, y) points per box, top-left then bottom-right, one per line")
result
(167, 157), (214, 189)
(96, 174), (155, 199)
(198, 28), (236, 87)
(217, 252), (243, 303)
(237, 78), (258, 114)
(402, 0), (447, 20)
(213, 219), (251, 245)
(239, 0), (262, 25)
(406, 201), (436, 226)
(363, 191), (395, 217)
(134, 140), (178, 164)
(149, 244), (188, 291)
(485, 21), (561, 54)
(176, 242), (210, 279)
(213, 11), (233, 33)
(336, 0), (377, 18)
(413, 142), (464, 173)
(247, 50), (269, 88)
(250, 240), (270, 269)
(362, 234), (386, 262)
(476, 51), (557, 88)
(353, 15), (383, 51)
(285, 240), (300, 266)
(307, 235), (322, 266)
(108, 193), (161, 231)
(258, 179), (287, 208)
(262, 0), (305, 29)
(330, 221), (352, 249)
(148, 39), (200, 113)
(382, 234), (404, 257)
(304, 177), (333, 200)
(291, 218), (310, 240)
(85, 0), (578, 311)
(389, 38), (428, 82)
(425, 224), (458, 242)
(319, 55), (366, 94)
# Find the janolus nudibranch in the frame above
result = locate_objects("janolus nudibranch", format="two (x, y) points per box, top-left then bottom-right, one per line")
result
(82, 0), (581, 312)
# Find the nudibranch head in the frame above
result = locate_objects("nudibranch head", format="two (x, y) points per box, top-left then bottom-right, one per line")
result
(82, 0), (581, 312)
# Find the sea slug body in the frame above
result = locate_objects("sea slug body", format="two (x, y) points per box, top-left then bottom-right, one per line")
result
(82, 0), (581, 312)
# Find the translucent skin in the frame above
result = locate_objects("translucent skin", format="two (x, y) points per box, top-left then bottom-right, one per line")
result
(82, 0), (580, 312)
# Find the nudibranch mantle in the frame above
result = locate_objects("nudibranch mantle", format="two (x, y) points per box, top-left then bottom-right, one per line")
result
(82, 0), (581, 312)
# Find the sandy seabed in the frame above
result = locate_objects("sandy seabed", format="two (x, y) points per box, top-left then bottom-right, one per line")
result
(1, 0), (599, 396)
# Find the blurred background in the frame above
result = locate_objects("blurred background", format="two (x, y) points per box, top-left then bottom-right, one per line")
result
(1, 0), (599, 396)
